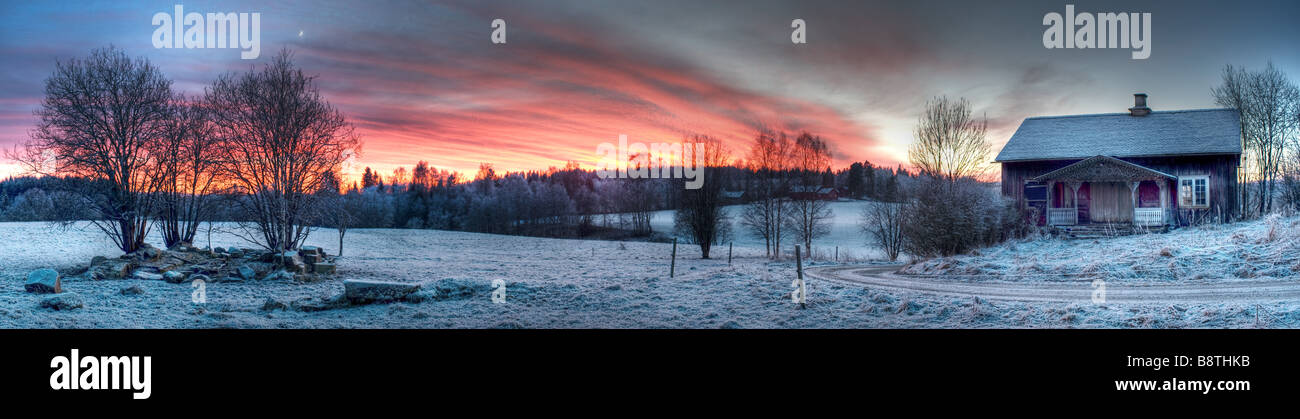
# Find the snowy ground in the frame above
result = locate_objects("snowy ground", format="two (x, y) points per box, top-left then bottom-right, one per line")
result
(900, 214), (1300, 283)
(647, 200), (890, 261)
(1, 209), (1298, 328)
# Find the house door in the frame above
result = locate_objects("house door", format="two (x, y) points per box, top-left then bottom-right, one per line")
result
(1076, 183), (1090, 224)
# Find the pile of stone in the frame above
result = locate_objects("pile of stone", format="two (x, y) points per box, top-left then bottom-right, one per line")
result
(80, 243), (339, 285)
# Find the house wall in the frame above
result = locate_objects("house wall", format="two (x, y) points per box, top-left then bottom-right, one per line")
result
(1000, 154), (1239, 224)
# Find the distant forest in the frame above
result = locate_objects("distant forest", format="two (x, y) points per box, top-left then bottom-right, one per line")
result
(0, 160), (919, 239)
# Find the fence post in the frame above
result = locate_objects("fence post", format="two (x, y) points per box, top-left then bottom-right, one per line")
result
(728, 241), (733, 266)
(835, 246), (838, 262)
(794, 245), (806, 309)
(670, 238), (677, 278)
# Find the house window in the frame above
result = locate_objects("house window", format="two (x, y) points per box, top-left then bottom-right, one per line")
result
(1179, 176), (1209, 208)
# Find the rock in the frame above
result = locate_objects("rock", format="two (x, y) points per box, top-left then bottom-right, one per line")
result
(228, 249), (244, 259)
(344, 279), (421, 303)
(403, 290), (436, 303)
(132, 270), (163, 281)
(162, 271), (187, 283)
(40, 293), (83, 310)
(189, 274), (211, 284)
(301, 246), (321, 255)
(90, 256), (108, 266)
(238, 265), (257, 280)
(98, 261), (133, 279)
(430, 278), (492, 300)
(25, 269), (61, 293)
(264, 270), (295, 281)
(291, 295), (347, 312)
(310, 262), (336, 275)
(214, 247), (226, 254)
(261, 297), (287, 311)
(303, 253), (323, 264)
(119, 285), (145, 296)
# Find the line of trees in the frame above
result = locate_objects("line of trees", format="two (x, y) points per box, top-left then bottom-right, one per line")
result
(6, 46), (359, 254)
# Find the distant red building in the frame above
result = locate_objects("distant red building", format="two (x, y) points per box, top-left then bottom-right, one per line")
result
(789, 185), (838, 201)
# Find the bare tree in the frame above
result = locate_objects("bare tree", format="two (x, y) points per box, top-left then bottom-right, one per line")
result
(1213, 65), (1254, 218)
(909, 96), (990, 182)
(156, 95), (219, 248)
(12, 46), (172, 253)
(1214, 62), (1299, 216)
(674, 135), (731, 259)
(789, 131), (833, 253)
(861, 200), (903, 261)
(740, 129), (793, 258)
(205, 50), (360, 251)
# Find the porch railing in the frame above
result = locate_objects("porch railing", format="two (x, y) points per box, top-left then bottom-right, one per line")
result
(1134, 208), (1165, 227)
(1047, 208), (1077, 226)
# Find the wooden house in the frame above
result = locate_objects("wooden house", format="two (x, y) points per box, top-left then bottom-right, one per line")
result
(996, 94), (1241, 229)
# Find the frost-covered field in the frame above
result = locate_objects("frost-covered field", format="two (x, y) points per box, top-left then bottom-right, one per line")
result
(2, 212), (1299, 328)
(901, 214), (1300, 283)
(648, 200), (890, 261)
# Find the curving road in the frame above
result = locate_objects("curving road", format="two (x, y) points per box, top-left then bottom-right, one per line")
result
(805, 264), (1300, 303)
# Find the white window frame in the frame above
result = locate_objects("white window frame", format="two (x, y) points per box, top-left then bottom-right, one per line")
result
(1178, 175), (1210, 208)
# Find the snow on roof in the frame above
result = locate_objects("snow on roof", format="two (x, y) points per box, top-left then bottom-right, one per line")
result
(995, 109), (1241, 162)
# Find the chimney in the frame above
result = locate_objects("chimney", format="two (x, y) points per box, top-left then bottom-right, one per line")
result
(1129, 93), (1151, 116)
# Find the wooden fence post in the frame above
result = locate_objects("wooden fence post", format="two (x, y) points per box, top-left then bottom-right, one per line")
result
(794, 245), (806, 309)
(670, 238), (677, 278)
(728, 242), (733, 266)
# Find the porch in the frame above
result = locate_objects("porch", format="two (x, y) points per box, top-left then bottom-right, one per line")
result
(1033, 155), (1176, 230)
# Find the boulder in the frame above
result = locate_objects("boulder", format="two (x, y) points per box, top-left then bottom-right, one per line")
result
(40, 292), (83, 310)
(237, 265), (257, 280)
(189, 274), (210, 284)
(214, 247), (226, 254)
(162, 271), (187, 284)
(303, 253), (323, 264)
(265, 270), (295, 281)
(25, 269), (61, 293)
(290, 295), (346, 312)
(90, 256), (108, 266)
(311, 262), (336, 275)
(228, 249), (244, 259)
(94, 260), (134, 279)
(261, 297), (287, 311)
(301, 246), (321, 256)
(119, 285), (145, 296)
(343, 279), (421, 303)
(132, 270), (163, 281)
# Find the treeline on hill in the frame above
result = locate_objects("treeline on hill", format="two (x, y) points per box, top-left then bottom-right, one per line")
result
(0, 157), (920, 238)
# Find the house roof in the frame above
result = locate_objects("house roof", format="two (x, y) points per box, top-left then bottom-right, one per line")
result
(1033, 155), (1176, 183)
(995, 109), (1241, 162)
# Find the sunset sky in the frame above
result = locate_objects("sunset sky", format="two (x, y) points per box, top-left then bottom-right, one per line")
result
(1, 0), (1297, 182)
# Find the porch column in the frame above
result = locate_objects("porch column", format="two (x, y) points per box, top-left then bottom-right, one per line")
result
(1047, 181), (1056, 209)
(1068, 182), (1080, 210)
(1129, 181), (1139, 222)
(1157, 179), (1169, 225)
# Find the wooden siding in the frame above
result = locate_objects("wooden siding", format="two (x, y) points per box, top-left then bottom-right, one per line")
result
(1001, 154), (1239, 225)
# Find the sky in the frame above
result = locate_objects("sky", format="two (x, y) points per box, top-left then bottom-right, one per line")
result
(1, 0), (1297, 182)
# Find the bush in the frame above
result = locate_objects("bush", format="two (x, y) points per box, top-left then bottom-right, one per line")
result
(900, 177), (1026, 257)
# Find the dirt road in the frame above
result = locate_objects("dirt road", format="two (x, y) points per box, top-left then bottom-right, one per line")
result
(805, 264), (1300, 303)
